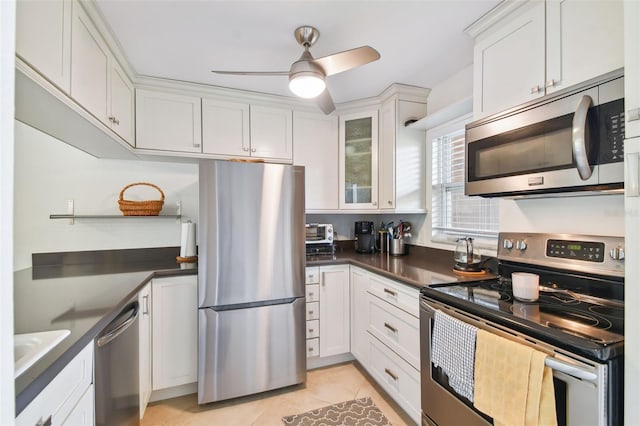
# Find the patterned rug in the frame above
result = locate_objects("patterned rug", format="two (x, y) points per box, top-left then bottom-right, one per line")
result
(282, 397), (392, 426)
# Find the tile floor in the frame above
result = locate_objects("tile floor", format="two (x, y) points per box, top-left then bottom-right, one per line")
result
(141, 362), (415, 426)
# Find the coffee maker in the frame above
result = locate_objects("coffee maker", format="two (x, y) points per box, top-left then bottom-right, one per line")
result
(355, 221), (376, 253)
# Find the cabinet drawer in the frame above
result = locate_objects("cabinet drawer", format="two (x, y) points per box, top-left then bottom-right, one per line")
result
(305, 267), (320, 284)
(368, 274), (419, 317)
(16, 343), (93, 426)
(306, 302), (319, 320)
(306, 319), (320, 339)
(306, 338), (320, 357)
(306, 284), (320, 302)
(368, 334), (420, 424)
(368, 294), (420, 370)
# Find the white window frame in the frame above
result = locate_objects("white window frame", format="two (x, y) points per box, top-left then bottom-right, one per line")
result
(426, 114), (499, 252)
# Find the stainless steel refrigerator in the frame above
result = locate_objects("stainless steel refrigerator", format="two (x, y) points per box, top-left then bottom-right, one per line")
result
(197, 160), (306, 404)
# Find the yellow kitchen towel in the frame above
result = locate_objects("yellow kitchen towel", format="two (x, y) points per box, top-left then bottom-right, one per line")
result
(473, 329), (557, 426)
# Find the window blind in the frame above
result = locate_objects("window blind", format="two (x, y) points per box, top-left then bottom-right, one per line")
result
(431, 128), (499, 240)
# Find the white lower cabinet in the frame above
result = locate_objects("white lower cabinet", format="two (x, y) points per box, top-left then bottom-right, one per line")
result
(138, 282), (152, 418)
(350, 266), (371, 365)
(151, 275), (198, 390)
(319, 265), (351, 357)
(16, 343), (94, 426)
(368, 334), (421, 423)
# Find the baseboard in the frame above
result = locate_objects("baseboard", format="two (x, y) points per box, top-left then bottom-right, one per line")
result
(149, 382), (197, 403)
(306, 352), (355, 370)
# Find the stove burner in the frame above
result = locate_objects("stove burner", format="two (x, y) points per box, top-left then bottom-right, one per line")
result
(589, 305), (624, 319)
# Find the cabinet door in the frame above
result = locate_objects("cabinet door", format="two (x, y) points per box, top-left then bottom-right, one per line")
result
(472, 2), (545, 118)
(202, 98), (250, 156)
(350, 267), (370, 365)
(319, 265), (350, 357)
(61, 385), (94, 426)
(109, 60), (134, 144)
(136, 89), (202, 152)
(16, 0), (71, 93)
(293, 111), (339, 210)
(138, 283), (152, 418)
(249, 105), (293, 160)
(70, 1), (109, 123)
(395, 100), (427, 211)
(152, 275), (198, 390)
(545, 0), (623, 94)
(339, 111), (379, 209)
(378, 99), (396, 210)
(625, 0), (640, 139)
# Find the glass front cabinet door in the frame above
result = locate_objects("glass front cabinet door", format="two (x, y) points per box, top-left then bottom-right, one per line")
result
(339, 111), (379, 209)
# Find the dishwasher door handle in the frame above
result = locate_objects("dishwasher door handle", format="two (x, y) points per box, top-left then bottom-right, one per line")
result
(97, 301), (139, 347)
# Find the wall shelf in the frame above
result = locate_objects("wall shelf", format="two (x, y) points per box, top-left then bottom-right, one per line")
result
(49, 200), (182, 224)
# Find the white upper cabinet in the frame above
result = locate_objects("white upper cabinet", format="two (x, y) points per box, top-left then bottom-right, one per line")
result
(625, 0), (640, 139)
(109, 60), (134, 143)
(136, 89), (202, 152)
(71, 1), (109, 124)
(250, 105), (293, 160)
(202, 98), (250, 157)
(293, 111), (339, 211)
(471, 0), (623, 118)
(70, 0), (134, 144)
(545, 0), (623, 94)
(378, 98), (427, 212)
(16, 0), (72, 93)
(339, 110), (379, 210)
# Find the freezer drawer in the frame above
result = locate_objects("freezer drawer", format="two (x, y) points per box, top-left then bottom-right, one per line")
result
(198, 298), (306, 404)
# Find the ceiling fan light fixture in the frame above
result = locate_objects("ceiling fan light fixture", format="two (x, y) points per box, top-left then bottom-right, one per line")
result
(288, 72), (326, 98)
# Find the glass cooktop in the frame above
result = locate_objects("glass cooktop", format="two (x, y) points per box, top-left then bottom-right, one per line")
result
(422, 276), (624, 361)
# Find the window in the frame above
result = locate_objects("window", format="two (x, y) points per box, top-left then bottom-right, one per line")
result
(430, 116), (499, 244)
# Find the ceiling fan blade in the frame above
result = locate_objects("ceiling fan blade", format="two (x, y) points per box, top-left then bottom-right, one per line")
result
(313, 46), (380, 77)
(211, 70), (289, 76)
(316, 89), (335, 115)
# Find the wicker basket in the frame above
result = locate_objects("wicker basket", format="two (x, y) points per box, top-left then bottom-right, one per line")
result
(118, 182), (165, 216)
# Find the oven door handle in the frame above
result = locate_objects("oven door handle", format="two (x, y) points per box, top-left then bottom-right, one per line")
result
(421, 300), (599, 383)
(544, 357), (597, 382)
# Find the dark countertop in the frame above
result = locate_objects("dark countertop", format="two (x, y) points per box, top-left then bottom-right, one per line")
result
(13, 248), (197, 416)
(307, 244), (496, 289)
(14, 244), (494, 416)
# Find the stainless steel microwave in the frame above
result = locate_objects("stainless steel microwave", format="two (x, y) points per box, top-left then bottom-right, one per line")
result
(465, 70), (625, 198)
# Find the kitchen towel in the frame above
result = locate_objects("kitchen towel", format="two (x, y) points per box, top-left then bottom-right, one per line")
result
(180, 221), (197, 257)
(474, 329), (557, 426)
(431, 309), (478, 401)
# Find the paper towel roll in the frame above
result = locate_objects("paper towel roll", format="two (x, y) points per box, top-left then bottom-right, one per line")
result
(180, 221), (197, 257)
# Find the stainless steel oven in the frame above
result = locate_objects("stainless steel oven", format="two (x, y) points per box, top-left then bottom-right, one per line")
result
(420, 233), (624, 426)
(465, 70), (624, 198)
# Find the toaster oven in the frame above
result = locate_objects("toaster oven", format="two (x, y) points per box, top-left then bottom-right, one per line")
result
(305, 223), (333, 245)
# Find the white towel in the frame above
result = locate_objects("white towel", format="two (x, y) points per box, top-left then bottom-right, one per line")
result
(432, 309), (478, 401)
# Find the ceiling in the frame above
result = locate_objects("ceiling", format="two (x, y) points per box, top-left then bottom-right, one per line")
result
(95, 1), (501, 105)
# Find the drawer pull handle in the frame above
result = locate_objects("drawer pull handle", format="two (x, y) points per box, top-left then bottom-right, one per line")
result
(384, 288), (397, 297)
(308, 347), (314, 352)
(308, 310), (314, 315)
(37, 416), (52, 426)
(308, 292), (314, 296)
(309, 328), (314, 333)
(384, 322), (397, 333)
(384, 368), (398, 381)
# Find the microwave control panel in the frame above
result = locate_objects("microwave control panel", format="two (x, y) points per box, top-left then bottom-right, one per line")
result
(600, 98), (625, 164)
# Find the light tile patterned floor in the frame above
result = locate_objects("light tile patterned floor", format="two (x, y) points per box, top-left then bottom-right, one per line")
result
(142, 362), (415, 426)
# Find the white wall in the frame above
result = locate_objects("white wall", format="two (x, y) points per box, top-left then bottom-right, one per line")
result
(14, 121), (199, 271)
(1, 0), (15, 422)
(426, 64), (473, 115)
(499, 195), (624, 236)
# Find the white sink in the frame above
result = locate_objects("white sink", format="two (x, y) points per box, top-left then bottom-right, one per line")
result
(14, 330), (70, 378)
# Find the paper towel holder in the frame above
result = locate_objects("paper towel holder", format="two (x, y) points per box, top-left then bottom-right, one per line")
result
(177, 220), (198, 264)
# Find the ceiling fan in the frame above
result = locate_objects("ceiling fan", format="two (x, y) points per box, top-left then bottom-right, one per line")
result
(211, 26), (381, 114)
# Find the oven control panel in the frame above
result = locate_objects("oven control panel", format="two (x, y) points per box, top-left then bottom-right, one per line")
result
(546, 239), (605, 262)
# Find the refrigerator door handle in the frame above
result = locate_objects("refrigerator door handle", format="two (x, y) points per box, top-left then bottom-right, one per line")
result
(209, 297), (299, 312)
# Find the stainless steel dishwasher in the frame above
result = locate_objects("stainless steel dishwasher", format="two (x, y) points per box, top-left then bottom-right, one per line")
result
(95, 297), (140, 426)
